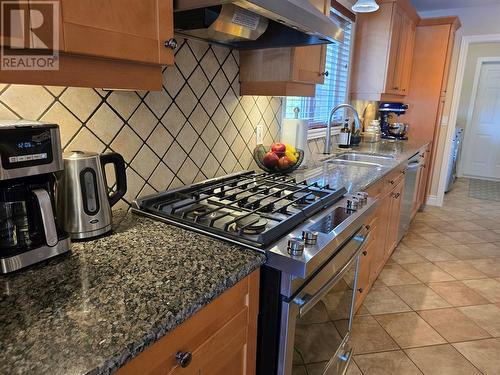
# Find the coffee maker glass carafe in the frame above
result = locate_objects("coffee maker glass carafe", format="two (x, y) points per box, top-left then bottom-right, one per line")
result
(0, 200), (30, 249)
(0, 176), (61, 256)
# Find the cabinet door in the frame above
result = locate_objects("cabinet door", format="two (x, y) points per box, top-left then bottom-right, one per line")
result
(399, 14), (416, 94)
(385, 180), (404, 258)
(355, 237), (374, 311)
(291, 0), (329, 84)
(0, 1), (30, 49)
(60, 0), (174, 65)
(385, 6), (404, 95)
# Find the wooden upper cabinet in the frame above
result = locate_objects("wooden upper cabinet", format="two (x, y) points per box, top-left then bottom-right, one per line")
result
(60, 0), (174, 65)
(239, 0), (330, 97)
(0, 0), (174, 90)
(350, 0), (419, 101)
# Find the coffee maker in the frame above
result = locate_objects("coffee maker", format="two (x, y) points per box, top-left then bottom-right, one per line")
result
(0, 121), (70, 273)
(379, 102), (409, 140)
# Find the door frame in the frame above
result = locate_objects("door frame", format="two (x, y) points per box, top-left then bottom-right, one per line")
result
(460, 57), (500, 179)
(436, 34), (500, 205)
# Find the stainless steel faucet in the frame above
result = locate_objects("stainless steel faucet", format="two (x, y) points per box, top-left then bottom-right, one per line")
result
(324, 104), (362, 154)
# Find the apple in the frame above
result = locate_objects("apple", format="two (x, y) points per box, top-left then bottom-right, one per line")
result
(277, 156), (292, 170)
(271, 143), (286, 157)
(262, 151), (279, 168)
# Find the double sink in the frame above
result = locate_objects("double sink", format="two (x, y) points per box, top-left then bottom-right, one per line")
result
(323, 152), (396, 169)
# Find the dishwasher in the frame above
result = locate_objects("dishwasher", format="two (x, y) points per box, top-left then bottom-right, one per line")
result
(398, 153), (421, 243)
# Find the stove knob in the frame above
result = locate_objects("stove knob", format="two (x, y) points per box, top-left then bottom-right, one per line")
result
(302, 231), (318, 246)
(287, 238), (305, 256)
(346, 199), (358, 210)
(356, 192), (368, 205)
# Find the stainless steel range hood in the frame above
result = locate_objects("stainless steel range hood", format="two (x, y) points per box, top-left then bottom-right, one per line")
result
(174, 0), (345, 49)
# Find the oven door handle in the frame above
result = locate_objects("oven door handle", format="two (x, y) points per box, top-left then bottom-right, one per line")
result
(293, 229), (371, 318)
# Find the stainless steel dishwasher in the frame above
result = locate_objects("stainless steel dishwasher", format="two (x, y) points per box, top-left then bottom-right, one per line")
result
(398, 152), (421, 242)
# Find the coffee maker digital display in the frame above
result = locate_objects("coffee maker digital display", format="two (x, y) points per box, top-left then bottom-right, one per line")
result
(0, 121), (70, 273)
(0, 127), (54, 169)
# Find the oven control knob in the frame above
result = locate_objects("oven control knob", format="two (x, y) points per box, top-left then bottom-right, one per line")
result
(287, 238), (305, 256)
(346, 199), (358, 210)
(356, 192), (368, 205)
(302, 231), (318, 246)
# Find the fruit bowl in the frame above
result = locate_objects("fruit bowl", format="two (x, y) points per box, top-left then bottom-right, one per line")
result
(253, 143), (304, 174)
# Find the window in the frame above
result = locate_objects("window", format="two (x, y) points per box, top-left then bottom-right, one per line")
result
(284, 10), (353, 131)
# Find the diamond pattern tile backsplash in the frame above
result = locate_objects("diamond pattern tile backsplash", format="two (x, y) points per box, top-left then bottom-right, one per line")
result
(0, 39), (282, 209)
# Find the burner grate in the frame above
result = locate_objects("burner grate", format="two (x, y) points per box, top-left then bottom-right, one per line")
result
(135, 171), (346, 248)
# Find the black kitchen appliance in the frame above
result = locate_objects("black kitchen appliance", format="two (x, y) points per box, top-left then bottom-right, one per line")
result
(379, 102), (409, 140)
(0, 121), (70, 273)
(133, 171), (375, 374)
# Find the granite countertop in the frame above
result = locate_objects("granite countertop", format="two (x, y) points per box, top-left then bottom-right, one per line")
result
(0, 213), (265, 375)
(293, 139), (431, 192)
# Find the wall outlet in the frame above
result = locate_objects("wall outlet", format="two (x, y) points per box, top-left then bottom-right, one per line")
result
(256, 124), (264, 144)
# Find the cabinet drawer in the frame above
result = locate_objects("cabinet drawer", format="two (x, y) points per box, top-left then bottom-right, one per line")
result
(383, 169), (405, 194)
(116, 270), (259, 375)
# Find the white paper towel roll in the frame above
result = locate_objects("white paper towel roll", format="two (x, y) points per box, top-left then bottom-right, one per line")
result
(281, 118), (309, 165)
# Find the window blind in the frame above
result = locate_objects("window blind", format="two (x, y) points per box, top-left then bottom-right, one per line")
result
(284, 10), (353, 128)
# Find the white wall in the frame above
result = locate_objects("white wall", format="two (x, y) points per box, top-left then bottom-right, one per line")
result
(417, 3), (500, 200)
(457, 43), (500, 129)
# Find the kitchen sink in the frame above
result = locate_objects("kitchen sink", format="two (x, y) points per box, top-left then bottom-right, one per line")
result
(324, 159), (383, 168)
(335, 152), (395, 162)
(321, 152), (395, 169)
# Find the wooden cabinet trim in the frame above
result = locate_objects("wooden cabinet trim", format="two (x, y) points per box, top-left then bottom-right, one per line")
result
(240, 81), (316, 97)
(0, 53), (163, 90)
(62, 23), (160, 64)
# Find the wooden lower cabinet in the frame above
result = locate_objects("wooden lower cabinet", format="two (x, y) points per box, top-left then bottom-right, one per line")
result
(355, 169), (406, 310)
(116, 269), (260, 375)
(384, 179), (405, 258)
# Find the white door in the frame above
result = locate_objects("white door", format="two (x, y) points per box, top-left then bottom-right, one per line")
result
(462, 61), (500, 180)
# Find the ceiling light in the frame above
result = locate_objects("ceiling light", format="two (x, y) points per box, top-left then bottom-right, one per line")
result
(352, 0), (380, 13)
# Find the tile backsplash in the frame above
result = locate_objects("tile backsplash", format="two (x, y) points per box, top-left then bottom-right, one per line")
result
(0, 39), (282, 209)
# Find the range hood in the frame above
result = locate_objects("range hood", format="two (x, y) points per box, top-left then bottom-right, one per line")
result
(174, 0), (345, 49)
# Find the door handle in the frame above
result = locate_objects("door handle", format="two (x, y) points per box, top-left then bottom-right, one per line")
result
(32, 189), (58, 247)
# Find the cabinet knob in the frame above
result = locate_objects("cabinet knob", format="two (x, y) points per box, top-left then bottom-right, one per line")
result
(390, 180), (395, 185)
(176, 351), (192, 368)
(319, 71), (329, 77)
(358, 288), (364, 293)
(362, 250), (368, 256)
(394, 86), (399, 90)
(165, 38), (178, 50)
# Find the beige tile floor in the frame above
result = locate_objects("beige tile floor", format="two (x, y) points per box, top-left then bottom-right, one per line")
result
(349, 179), (500, 375)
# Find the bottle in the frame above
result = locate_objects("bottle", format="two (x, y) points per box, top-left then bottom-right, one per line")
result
(338, 119), (351, 148)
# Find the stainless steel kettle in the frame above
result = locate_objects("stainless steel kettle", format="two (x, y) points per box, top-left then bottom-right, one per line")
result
(57, 151), (127, 240)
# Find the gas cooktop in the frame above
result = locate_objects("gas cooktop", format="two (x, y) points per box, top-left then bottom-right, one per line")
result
(133, 171), (346, 249)
(133, 170), (376, 278)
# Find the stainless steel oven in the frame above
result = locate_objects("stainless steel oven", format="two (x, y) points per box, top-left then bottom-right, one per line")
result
(279, 226), (370, 375)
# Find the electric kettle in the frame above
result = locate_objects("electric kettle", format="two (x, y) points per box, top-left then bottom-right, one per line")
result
(57, 151), (127, 240)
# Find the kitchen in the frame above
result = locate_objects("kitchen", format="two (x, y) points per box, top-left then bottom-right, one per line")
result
(1, 0), (500, 374)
